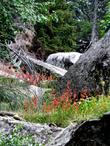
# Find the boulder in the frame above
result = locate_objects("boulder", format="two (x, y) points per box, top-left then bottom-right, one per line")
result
(46, 52), (82, 69)
(49, 112), (110, 146)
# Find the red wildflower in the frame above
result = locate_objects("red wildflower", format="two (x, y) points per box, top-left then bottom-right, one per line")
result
(52, 98), (59, 107)
(73, 89), (77, 100)
(32, 96), (38, 109)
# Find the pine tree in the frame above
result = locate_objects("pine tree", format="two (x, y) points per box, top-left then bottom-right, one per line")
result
(33, 0), (77, 58)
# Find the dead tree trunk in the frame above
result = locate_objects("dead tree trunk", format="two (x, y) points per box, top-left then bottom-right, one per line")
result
(57, 30), (110, 97)
(91, 0), (99, 45)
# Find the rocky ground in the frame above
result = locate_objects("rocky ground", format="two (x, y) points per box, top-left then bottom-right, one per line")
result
(1, 111), (110, 146)
(0, 111), (63, 146)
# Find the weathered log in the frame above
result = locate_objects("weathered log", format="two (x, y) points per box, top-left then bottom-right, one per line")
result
(8, 44), (67, 76)
(26, 55), (67, 76)
(56, 30), (110, 97)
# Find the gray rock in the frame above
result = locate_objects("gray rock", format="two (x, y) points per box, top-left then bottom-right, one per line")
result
(46, 52), (82, 69)
(0, 113), (63, 145)
(47, 123), (77, 146)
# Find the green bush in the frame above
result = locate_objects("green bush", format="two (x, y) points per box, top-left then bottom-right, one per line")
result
(100, 1), (110, 36)
(0, 76), (28, 111)
(33, 0), (77, 56)
(0, 125), (39, 146)
(0, 0), (37, 59)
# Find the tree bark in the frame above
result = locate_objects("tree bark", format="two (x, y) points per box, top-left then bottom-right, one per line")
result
(26, 55), (67, 76)
(56, 30), (110, 97)
(91, 0), (99, 45)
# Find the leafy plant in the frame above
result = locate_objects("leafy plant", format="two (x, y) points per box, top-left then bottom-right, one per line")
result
(0, 125), (39, 146)
(100, 1), (110, 36)
(0, 76), (28, 111)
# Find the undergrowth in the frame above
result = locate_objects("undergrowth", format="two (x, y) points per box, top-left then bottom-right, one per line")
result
(0, 125), (39, 146)
(23, 96), (110, 127)
(0, 66), (110, 128)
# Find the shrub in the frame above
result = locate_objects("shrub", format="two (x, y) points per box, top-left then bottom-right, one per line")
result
(0, 125), (39, 146)
(32, 0), (77, 57)
(0, 76), (28, 111)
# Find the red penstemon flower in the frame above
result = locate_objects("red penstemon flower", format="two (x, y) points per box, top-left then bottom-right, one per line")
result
(32, 96), (38, 109)
(15, 69), (54, 86)
(41, 80), (73, 112)
(52, 98), (59, 107)
(22, 71), (90, 113)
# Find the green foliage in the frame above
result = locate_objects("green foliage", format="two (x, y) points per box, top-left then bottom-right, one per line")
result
(0, 1), (16, 59)
(0, 0), (37, 59)
(34, 0), (77, 55)
(0, 0), (108, 59)
(75, 20), (92, 50)
(0, 47), (9, 60)
(13, 0), (37, 24)
(0, 76), (28, 111)
(0, 0), (16, 59)
(0, 1), (15, 43)
(100, 2), (110, 36)
(0, 125), (39, 146)
(0, 0), (54, 45)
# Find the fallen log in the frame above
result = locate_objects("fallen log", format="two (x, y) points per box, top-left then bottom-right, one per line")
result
(26, 55), (67, 76)
(8, 45), (67, 76)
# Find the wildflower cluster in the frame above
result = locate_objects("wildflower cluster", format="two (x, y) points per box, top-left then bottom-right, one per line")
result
(42, 81), (91, 113)
(2, 64), (90, 113)
(16, 67), (54, 85)
(24, 96), (38, 112)
(42, 81), (78, 112)
(23, 79), (91, 113)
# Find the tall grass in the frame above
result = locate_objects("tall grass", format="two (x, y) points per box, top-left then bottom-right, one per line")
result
(23, 96), (110, 127)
